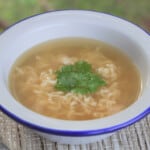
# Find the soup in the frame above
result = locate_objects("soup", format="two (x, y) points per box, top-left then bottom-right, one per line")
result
(9, 38), (141, 120)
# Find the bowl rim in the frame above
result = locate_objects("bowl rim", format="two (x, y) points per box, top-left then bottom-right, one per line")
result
(0, 105), (149, 136)
(0, 10), (150, 136)
(0, 9), (150, 37)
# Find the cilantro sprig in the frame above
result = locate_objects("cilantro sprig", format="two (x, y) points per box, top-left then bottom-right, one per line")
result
(55, 61), (106, 94)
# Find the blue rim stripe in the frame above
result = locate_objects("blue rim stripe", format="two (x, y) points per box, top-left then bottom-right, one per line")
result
(0, 105), (149, 136)
(0, 10), (150, 36)
(0, 10), (150, 137)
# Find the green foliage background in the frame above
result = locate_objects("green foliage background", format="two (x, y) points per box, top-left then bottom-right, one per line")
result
(0, 0), (150, 32)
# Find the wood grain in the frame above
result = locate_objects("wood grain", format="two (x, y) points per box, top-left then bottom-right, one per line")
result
(0, 111), (150, 150)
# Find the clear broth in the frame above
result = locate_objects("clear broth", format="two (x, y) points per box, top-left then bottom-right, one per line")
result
(9, 38), (141, 120)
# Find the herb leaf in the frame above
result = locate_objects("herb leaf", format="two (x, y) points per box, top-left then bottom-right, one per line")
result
(55, 61), (106, 94)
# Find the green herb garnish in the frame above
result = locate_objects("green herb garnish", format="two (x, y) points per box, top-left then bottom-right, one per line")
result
(55, 61), (106, 94)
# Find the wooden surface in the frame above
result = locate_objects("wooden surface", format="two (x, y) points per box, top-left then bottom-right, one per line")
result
(0, 111), (150, 150)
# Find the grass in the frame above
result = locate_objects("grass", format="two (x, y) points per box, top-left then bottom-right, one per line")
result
(0, 0), (150, 32)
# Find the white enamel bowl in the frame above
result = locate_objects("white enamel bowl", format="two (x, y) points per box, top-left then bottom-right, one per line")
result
(0, 10), (150, 144)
